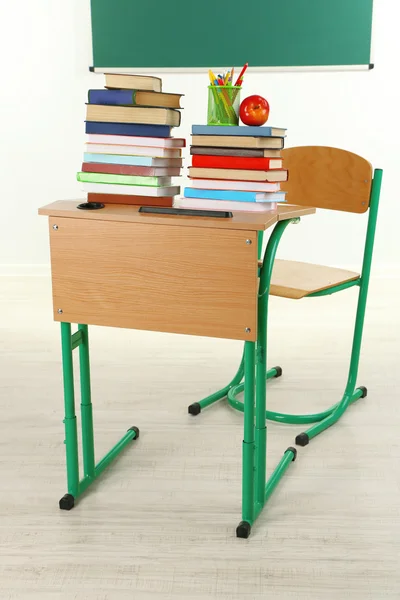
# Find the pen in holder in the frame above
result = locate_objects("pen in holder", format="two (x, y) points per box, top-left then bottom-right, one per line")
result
(207, 85), (241, 126)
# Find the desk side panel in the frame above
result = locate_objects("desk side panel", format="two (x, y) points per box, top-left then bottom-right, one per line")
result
(48, 217), (258, 341)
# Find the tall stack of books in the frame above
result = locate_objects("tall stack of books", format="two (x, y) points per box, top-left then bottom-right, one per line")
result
(176, 125), (288, 213)
(77, 74), (185, 207)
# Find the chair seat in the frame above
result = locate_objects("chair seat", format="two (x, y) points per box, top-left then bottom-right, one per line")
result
(267, 259), (360, 299)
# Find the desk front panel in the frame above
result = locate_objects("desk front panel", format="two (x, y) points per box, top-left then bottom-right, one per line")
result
(48, 217), (258, 341)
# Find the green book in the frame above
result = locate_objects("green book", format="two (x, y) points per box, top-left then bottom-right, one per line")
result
(77, 172), (172, 187)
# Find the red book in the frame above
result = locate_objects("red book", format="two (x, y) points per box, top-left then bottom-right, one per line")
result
(81, 162), (180, 177)
(87, 193), (173, 207)
(191, 155), (283, 171)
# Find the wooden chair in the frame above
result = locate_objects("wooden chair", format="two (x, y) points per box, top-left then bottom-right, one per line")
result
(189, 146), (383, 537)
(271, 146), (373, 298)
(265, 146), (382, 444)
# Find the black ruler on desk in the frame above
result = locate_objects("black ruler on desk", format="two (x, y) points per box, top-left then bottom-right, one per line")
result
(138, 207), (233, 218)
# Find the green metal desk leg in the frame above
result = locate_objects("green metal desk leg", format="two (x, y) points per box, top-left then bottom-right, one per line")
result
(255, 229), (267, 508)
(78, 324), (95, 479)
(236, 341), (256, 539)
(188, 350), (245, 415)
(254, 296), (267, 508)
(256, 220), (298, 520)
(59, 322), (79, 510)
(237, 219), (299, 538)
(59, 322), (140, 510)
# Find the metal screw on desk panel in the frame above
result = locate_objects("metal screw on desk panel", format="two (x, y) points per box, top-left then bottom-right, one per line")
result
(57, 308), (63, 314)
(53, 224), (58, 230)
(245, 327), (251, 333)
(245, 239), (252, 245)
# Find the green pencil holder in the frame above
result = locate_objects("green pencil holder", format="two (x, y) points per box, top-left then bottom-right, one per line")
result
(207, 85), (241, 126)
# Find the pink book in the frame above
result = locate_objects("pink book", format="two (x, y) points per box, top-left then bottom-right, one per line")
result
(86, 134), (186, 148)
(84, 143), (181, 158)
(188, 179), (281, 193)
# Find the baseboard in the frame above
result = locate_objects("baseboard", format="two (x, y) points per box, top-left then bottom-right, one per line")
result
(0, 264), (51, 276)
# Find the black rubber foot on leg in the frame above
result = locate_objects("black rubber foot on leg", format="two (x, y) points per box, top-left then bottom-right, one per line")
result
(188, 402), (201, 416)
(127, 426), (140, 440)
(59, 494), (75, 511)
(285, 446), (297, 461)
(358, 386), (368, 398)
(236, 521), (252, 539)
(273, 366), (283, 378)
(295, 432), (310, 447)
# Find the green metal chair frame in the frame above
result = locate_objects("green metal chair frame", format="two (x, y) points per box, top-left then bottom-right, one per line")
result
(188, 152), (382, 537)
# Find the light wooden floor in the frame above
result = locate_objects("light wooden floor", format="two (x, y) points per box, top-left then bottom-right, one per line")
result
(0, 276), (399, 599)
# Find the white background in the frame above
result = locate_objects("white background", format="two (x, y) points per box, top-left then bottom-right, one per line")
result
(0, 0), (399, 275)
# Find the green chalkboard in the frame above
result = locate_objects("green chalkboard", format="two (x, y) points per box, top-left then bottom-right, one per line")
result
(90, 0), (374, 69)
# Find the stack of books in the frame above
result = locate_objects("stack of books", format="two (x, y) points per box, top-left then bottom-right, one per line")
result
(177, 125), (288, 213)
(77, 74), (185, 207)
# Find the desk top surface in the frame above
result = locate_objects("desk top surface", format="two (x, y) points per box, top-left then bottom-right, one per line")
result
(39, 201), (315, 232)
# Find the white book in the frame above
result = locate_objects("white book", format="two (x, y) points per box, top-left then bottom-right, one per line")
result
(86, 134), (185, 148)
(174, 197), (278, 213)
(189, 179), (281, 193)
(80, 182), (180, 197)
(84, 143), (181, 158)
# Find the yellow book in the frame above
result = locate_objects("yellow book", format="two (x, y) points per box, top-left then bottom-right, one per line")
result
(86, 104), (181, 127)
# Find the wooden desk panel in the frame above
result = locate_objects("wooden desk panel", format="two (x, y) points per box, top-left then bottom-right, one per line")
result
(49, 217), (258, 341)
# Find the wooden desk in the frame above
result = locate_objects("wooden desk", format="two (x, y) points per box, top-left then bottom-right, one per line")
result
(39, 199), (315, 537)
(40, 201), (314, 341)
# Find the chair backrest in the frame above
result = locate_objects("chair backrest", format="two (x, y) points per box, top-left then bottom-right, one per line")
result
(281, 146), (373, 213)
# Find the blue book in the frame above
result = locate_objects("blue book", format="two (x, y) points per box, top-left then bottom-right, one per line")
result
(85, 121), (172, 138)
(191, 125), (286, 137)
(184, 188), (286, 203)
(88, 89), (137, 105)
(88, 89), (183, 109)
(84, 153), (181, 167)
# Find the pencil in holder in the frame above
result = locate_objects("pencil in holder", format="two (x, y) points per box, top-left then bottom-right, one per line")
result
(207, 86), (241, 126)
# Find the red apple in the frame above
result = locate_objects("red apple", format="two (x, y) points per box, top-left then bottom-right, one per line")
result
(240, 95), (270, 126)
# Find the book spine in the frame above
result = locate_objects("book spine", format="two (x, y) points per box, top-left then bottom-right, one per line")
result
(84, 122), (172, 138)
(82, 163), (162, 176)
(88, 89), (135, 106)
(191, 155), (273, 170)
(83, 153), (152, 166)
(190, 147), (265, 158)
(77, 172), (168, 187)
(191, 125), (274, 137)
(184, 188), (260, 203)
(86, 105), (181, 127)
(187, 179), (280, 192)
(87, 193), (173, 207)
(81, 182), (180, 197)
(84, 144), (181, 158)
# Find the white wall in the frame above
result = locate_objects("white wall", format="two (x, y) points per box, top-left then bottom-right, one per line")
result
(1, 0), (399, 275)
